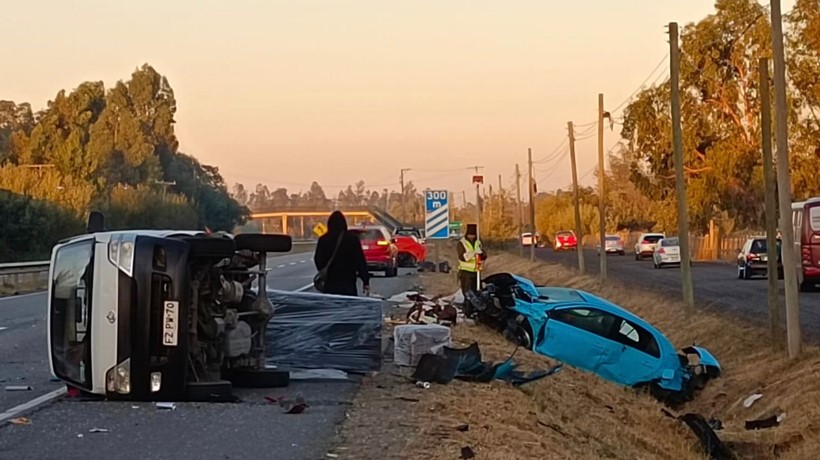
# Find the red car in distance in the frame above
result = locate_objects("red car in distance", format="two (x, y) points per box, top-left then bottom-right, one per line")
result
(553, 230), (578, 252)
(350, 225), (399, 277)
(393, 234), (427, 267)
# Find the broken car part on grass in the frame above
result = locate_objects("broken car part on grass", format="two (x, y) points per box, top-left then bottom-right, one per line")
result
(464, 273), (721, 404)
(411, 342), (562, 387)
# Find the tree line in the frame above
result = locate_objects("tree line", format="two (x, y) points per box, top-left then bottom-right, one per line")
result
(0, 64), (246, 262)
(615, 0), (820, 234)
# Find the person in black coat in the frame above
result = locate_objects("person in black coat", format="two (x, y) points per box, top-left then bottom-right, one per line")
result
(313, 211), (370, 296)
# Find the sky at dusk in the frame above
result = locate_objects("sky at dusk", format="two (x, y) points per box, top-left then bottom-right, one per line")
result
(1, 0), (797, 203)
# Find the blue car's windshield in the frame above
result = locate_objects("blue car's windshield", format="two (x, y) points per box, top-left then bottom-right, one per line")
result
(535, 287), (585, 302)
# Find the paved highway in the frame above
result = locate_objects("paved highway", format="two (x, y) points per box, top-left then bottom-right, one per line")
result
(538, 248), (820, 338)
(0, 250), (417, 460)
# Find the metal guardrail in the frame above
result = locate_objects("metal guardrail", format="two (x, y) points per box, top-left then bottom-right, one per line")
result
(0, 261), (51, 273)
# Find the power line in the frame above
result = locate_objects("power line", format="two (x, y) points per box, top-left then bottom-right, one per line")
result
(534, 138), (568, 164)
(610, 53), (670, 115)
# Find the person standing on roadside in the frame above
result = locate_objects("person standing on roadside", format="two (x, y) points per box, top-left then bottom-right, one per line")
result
(457, 224), (487, 295)
(314, 211), (370, 296)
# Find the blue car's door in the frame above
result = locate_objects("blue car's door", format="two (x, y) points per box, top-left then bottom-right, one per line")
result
(597, 318), (664, 386)
(536, 306), (622, 381)
(537, 306), (665, 387)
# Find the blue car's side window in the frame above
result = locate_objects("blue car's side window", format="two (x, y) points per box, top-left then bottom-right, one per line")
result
(550, 308), (617, 339)
(612, 318), (661, 358)
(551, 308), (661, 359)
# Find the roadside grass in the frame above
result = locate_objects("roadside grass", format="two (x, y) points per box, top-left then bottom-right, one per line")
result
(337, 252), (820, 459)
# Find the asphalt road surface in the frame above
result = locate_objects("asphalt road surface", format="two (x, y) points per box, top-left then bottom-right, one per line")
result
(0, 250), (418, 460)
(537, 247), (820, 338)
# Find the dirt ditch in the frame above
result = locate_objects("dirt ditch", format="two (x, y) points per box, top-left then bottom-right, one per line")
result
(332, 253), (820, 459)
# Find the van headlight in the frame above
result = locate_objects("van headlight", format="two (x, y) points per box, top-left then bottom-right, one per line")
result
(108, 234), (136, 276)
(106, 358), (131, 394)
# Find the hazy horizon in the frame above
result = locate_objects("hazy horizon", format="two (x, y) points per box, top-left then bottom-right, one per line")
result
(1, 0), (796, 202)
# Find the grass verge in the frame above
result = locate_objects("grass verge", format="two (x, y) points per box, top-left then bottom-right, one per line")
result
(333, 252), (820, 459)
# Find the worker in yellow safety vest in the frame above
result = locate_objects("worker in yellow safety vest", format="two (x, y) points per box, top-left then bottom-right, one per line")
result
(457, 224), (488, 295)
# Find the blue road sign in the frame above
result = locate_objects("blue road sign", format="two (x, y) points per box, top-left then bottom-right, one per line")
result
(425, 190), (450, 239)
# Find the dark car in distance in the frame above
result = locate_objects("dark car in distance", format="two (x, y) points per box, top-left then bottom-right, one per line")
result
(737, 236), (783, 280)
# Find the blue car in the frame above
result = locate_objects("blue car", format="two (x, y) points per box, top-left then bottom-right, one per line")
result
(466, 273), (721, 404)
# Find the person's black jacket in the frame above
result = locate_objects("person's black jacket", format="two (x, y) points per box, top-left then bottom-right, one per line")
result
(314, 211), (370, 295)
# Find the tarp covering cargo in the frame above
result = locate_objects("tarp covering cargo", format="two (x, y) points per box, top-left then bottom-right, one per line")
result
(265, 289), (384, 374)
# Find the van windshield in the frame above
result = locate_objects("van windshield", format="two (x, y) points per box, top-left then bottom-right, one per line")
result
(49, 239), (94, 390)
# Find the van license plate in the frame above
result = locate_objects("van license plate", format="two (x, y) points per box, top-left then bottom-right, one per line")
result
(362, 245), (369, 250)
(163, 301), (179, 347)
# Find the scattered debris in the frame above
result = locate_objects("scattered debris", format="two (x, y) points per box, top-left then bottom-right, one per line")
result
(326, 454), (339, 459)
(745, 413), (786, 430)
(455, 424), (470, 432)
(5, 385), (32, 391)
(395, 396), (420, 402)
(285, 403), (308, 414)
(155, 402), (177, 410)
(411, 342), (561, 387)
(393, 324), (452, 367)
(677, 413), (735, 460)
(289, 369), (349, 381)
(415, 381), (431, 389)
(270, 394), (309, 414)
(460, 446), (476, 459)
(89, 428), (109, 433)
(708, 417), (723, 431)
(743, 393), (763, 408)
(438, 261), (451, 274)
(417, 261), (437, 273)
(9, 417), (31, 426)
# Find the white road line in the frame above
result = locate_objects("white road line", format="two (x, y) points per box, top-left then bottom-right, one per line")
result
(300, 260), (307, 264)
(289, 262), (296, 266)
(295, 283), (314, 292)
(0, 387), (67, 425)
(277, 264), (286, 269)
(0, 327), (7, 332)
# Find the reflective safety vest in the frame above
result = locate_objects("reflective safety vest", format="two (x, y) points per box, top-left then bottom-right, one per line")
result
(459, 238), (483, 272)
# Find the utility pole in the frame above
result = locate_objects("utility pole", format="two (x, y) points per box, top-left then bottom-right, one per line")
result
(568, 122), (585, 274)
(759, 57), (782, 349)
(598, 93), (608, 280)
(527, 148), (536, 262)
(770, 0), (801, 358)
(669, 22), (695, 313)
(399, 168), (411, 224)
(515, 164), (524, 257)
